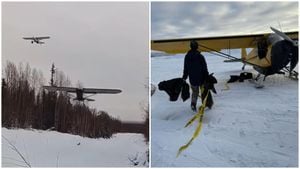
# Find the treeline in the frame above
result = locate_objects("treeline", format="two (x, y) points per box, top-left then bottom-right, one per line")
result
(2, 61), (121, 138)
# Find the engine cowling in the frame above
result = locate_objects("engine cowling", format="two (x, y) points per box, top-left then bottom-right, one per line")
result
(271, 40), (298, 74)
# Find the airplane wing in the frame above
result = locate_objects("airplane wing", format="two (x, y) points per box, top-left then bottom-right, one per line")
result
(23, 37), (34, 40)
(83, 88), (122, 94)
(151, 31), (298, 54)
(43, 86), (77, 93)
(23, 36), (50, 40)
(36, 36), (50, 40)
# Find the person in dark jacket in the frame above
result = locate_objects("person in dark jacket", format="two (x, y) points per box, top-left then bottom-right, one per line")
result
(183, 40), (209, 111)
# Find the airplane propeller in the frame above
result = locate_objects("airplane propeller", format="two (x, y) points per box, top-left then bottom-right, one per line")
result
(271, 27), (298, 46)
(270, 27), (298, 76)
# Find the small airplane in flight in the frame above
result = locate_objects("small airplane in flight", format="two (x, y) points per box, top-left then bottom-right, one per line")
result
(43, 86), (122, 102)
(151, 27), (298, 86)
(23, 36), (50, 44)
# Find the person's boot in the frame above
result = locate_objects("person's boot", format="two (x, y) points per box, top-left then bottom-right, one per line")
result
(191, 102), (196, 112)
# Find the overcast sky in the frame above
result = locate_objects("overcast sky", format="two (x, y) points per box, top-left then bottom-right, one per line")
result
(152, 1), (298, 39)
(2, 2), (149, 122)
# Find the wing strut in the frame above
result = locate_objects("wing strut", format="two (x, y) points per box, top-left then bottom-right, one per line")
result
(199, 44), (260, 67)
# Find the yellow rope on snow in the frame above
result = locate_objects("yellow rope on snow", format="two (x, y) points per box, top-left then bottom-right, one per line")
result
(221, 82), (230, 91)
(176, 87), (209, 157)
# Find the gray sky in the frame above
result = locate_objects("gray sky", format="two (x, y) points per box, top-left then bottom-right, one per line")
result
(152, 1), (298, 39)
(2, 2), (149, 122)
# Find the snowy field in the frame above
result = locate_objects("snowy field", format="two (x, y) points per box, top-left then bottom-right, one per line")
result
(2, 128), (148, 167)
(151, 51), (298, 167)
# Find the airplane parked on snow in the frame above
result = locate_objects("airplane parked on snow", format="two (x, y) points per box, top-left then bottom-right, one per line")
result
(152, 27), (298, 86)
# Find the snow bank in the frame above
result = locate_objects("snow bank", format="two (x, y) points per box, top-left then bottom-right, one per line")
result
(2, 128), (148, 167)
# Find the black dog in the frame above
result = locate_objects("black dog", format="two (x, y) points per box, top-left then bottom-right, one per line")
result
(228, 72), (253, 83)
(201, 73), (218, 109)
(158, 78), (190, 102)
(158, 75), (217, 108)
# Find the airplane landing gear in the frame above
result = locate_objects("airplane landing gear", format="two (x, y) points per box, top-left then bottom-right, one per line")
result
(249, 73), (265, 88)
(242, 64), (246, 70)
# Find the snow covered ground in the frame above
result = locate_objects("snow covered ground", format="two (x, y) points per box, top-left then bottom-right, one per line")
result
(2, 128), (148, 167)
(151, 51), (298, 167)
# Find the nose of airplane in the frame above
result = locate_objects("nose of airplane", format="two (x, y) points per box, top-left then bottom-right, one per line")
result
(290, 45), (298, 72)
(271, 40), (297, 72)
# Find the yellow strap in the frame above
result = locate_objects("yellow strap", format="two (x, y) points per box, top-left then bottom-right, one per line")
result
(184, 113), (200, 128)
(177, 90), (209, 157)
(200, 85), (205, 94)
(221, 82), (230, 91)
(187, 85), (205, 127)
